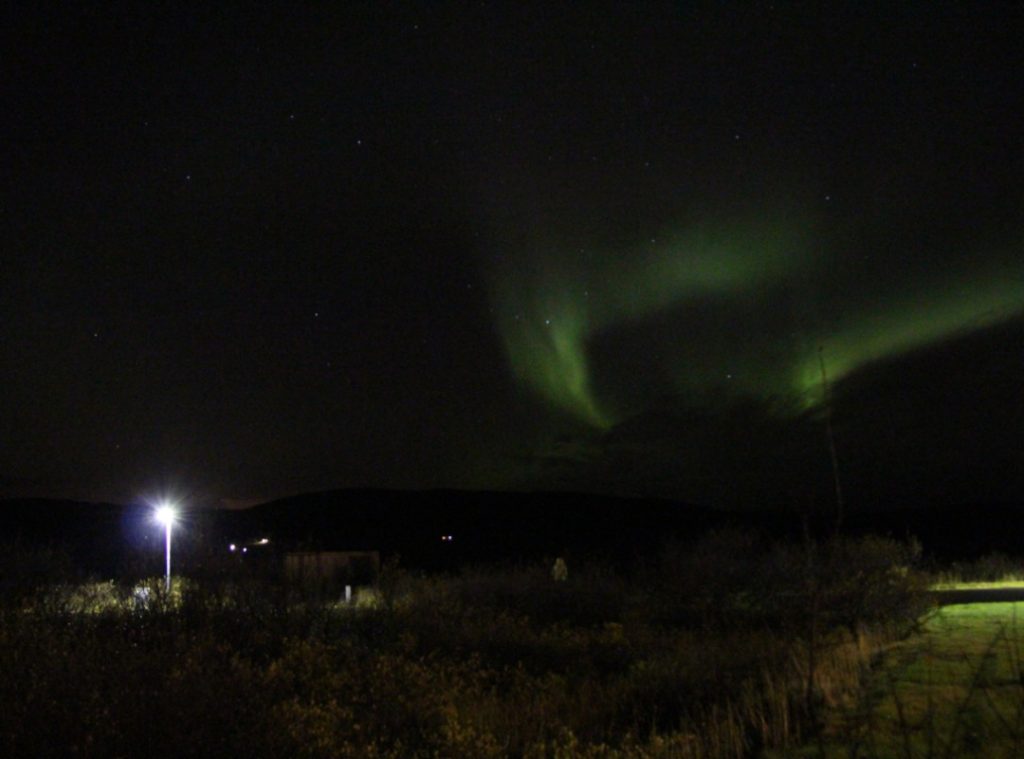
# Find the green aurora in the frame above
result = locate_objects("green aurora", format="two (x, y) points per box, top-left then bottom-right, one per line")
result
(792, 264), (1024, 404)
(490, 217), (1024, 428)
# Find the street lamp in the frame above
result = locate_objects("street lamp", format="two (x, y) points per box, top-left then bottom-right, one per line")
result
(154, 504), (177, 592)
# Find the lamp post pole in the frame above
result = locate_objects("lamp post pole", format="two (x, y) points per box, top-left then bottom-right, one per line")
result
(164, 518), (172, 592)
(155, 505), (177, 594)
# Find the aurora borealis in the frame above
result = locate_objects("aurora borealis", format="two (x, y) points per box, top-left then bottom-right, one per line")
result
(3, 4), (1023, 508)
(490, 212), (813, 427)
(491, 215), (1024, 428)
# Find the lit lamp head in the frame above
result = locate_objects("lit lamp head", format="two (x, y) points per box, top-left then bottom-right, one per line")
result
(154, 504), (177, 526)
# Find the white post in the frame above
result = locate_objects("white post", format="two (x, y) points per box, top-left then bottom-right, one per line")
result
(154, 505), (177, 595)
(165, 521), (172, 593)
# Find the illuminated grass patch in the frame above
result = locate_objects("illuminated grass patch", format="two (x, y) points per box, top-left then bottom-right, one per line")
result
(779, 602), (1024, 758)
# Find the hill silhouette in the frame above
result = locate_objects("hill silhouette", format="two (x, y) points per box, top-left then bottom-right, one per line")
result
(4, 487), (1023, 576)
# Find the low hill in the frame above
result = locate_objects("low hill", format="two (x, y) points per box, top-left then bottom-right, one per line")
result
(3, 490), (1022, 575)
(229, 489), (742, 568)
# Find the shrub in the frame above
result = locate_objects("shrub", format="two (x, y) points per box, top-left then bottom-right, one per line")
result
(0, 534), (932, 758)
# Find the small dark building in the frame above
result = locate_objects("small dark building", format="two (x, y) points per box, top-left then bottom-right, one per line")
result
(283, 550), (380, 587)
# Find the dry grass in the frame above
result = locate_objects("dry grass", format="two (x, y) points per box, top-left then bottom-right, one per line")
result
(776, 602), (1024, 758)
(0, 533), (927, 758)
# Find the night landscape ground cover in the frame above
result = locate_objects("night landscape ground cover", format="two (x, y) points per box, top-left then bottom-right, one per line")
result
(782, 599), (1024, 758)
(6, 499), (1024, 757)
(0, 531), (929, 758)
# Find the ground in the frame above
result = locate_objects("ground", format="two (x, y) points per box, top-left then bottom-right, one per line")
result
(779, 597), (1024, 758)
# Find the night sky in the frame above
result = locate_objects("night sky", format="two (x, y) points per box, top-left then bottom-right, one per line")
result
(3, 4), (1023, 509)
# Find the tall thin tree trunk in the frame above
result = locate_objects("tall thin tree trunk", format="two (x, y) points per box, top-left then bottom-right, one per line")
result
(819, 346), (845, 536)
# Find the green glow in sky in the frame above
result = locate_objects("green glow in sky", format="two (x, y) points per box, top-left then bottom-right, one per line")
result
(491, 215), (811, 426)
(796, 267), (1024, 405)
(491, 215), (1024, 426)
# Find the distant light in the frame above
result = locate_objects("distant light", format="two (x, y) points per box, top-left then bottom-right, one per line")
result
(154, 504), (176, 526)
(229, 543), (236, 552)
(441, 534), (453, 542)
(242, 547), (248, 553)
(258, 538), (269, 545)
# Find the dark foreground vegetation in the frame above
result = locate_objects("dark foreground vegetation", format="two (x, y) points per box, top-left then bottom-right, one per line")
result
(0, 532), (930, 758)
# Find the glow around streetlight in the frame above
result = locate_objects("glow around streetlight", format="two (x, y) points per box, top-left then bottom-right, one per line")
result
(154, 504), (177, 526)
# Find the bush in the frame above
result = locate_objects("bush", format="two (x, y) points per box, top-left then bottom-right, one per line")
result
(937, 551), (1024, 584)
(0, 535), (932, 758)
(644, 530), (929, 634)
(0, 541), (76, 609)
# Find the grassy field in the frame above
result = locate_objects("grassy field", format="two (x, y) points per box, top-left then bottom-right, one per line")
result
(0, 532), (932, 758)
(779, 599), (1024, 758)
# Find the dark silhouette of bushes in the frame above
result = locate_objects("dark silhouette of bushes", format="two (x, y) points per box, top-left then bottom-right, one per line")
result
(645, 529), (929, 633)
(0, 532), (930, 758)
